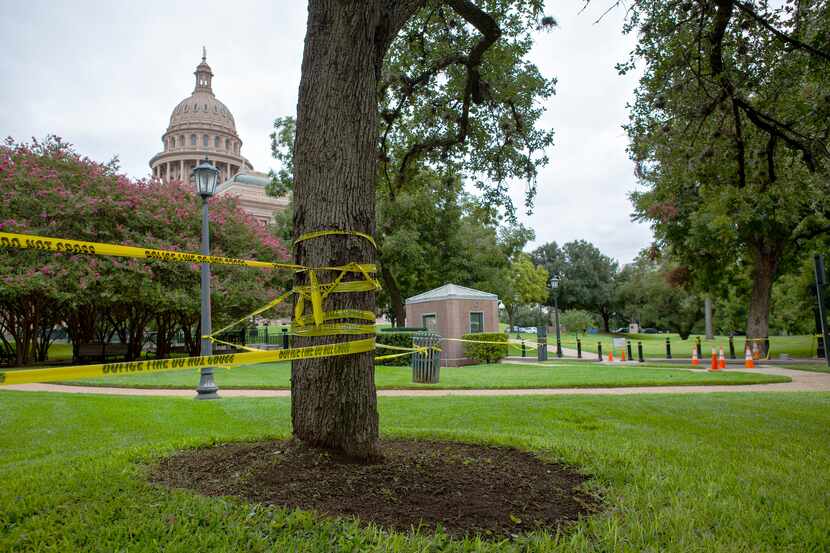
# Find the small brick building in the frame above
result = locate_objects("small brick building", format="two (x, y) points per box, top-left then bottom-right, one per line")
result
(405, 284), (500, 366)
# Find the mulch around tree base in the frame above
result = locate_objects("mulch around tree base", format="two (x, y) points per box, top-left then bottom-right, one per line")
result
(150, 439), (598, 539)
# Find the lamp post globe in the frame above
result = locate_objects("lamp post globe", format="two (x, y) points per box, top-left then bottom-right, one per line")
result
(193, 156), (220, 198)
(193, 157), (220, 399)
(550, 275), (562, 358)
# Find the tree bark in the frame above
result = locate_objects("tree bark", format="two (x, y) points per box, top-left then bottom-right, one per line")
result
(291, 0), (403, 460)
(746, 241), (781, 354)
(380, 264), (406, 327)
(704, 296), (714, 339)
(599, 305), (611, 332)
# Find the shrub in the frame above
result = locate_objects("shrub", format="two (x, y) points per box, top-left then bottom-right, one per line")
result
(559, 309), (595, 335)
(375, 332), (415, 366)
(462, 332), (508, 364)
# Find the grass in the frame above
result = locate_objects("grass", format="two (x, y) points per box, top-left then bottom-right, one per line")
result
(504, 330), (819, 359)
(54, 361), (791, 389)
(777, 363), (830, 374)
(0, 391), (829, 551)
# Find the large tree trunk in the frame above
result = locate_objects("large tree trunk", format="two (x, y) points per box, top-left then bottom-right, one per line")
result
(746, 241), (781, 355)
(291, 0), (399, 460)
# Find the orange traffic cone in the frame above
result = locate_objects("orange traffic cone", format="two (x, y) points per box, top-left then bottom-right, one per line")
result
(608, 350), (614, 362)
(718, 347), (727, 370)
(621, 348), (627, 361)
(708, 349), (719, 372)
(691, 347), (700, 366)
(744, 346), (755, 368)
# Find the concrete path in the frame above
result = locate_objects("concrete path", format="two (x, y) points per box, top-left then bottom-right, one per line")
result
(2, 366), (828, 398)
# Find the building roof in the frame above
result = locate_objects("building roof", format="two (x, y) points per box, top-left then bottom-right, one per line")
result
(217, 170), (272, 192)
(405, 283), (498, 305)
(167, 50), (238, 135)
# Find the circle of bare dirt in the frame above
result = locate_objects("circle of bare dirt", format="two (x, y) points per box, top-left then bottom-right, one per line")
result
(150, 439), (597, 539)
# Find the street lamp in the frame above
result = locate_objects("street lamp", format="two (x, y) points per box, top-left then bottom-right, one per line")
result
(193, 157), (220, 399)
(550, 275), (562, 358)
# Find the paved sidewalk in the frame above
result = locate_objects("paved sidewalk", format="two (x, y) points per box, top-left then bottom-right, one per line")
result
(2, 366), (828, 398)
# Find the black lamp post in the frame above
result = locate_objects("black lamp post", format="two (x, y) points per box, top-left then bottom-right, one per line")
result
(551, 275), (562, 358)
(193, 156), (220, 399)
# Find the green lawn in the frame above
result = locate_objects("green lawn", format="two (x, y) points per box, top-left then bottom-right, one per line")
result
(55, 361), (790, 389)
(777, 363), (830, 374)
(504, 330), (818, 359)
(0, 391), (828, 551)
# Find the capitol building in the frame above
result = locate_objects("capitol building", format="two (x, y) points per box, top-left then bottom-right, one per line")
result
(149, 50), (287, 224)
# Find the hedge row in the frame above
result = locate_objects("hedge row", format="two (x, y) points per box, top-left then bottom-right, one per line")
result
(374, 332), (415, 366)
(461, 332), (508, 364)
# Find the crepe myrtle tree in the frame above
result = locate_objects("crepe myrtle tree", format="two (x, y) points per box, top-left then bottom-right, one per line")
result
(290, 0), (555, 459)
(0, 136), (288, 365)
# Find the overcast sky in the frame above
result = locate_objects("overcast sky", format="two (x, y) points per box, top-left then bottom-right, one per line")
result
(0, 1), (653, 264)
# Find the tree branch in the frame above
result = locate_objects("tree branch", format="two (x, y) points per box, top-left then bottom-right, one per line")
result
(731, 97), (747, 188)
(394, 0), (502, 183)
(733, 0), (830, 62)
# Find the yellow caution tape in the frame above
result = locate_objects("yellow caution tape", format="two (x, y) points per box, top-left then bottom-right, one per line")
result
(443, 337), (511, 346)
(1, 230), (385, 367)
(374, 351), (420, 361)
(295, 229), (378, 250)
(206, 336), (267, 352)
(292, 323), (377, 337)
(0, 338), (376, 386)
(294, 309), (375, 326)
(209, 291), (294, 338)
(373, 342), (441, 361)
(0, 231), (305, 271)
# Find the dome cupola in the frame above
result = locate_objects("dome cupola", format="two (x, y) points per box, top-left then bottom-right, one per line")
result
(194, 47), (214, 94)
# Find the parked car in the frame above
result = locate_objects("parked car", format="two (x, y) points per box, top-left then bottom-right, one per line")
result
(641, 327), (659, 334)
(613, 327), (628, 334)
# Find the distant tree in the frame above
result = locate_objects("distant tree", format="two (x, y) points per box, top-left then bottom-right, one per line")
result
(500, 253), (549, 331)
(622, 0), (830, 348)
(615, 252), (702, 339)
(531, 240), (564, 318)
(770, 254), (824, 335)
(559, 241), (618, 332)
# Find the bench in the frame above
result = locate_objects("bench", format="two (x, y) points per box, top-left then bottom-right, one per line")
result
(77, 343), (129, 362)
(0, 349), (15, 367)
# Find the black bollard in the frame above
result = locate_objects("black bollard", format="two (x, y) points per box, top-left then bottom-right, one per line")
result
(728, 335), (736, 359)
(577, 338), (582, 359)
(627, 340), (633, 362)
(637, 341), (644, 363)
(521, 340), (526, 358)
(597, 342), (603, 361)
(665, 337), (672, 359)
(537, 326), (548, 362)
(282, 327), (289, 349)
(696, 337), (702, 359)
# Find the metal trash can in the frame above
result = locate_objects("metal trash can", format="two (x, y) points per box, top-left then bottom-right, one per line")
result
(411, 331), (441, 383)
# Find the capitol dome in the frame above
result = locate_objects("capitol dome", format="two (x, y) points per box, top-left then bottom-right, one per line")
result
(149, 49), (253, 183)
(169, 93), (236, 132)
